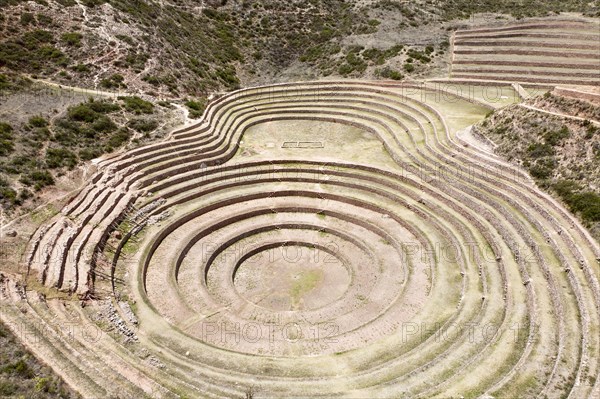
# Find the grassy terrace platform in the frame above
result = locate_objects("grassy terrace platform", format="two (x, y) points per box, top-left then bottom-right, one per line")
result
(450, 19), (600, 87)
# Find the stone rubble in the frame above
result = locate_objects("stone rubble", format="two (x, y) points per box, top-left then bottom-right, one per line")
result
(98, 300), (139, 343)
(118, 301), (138, 326)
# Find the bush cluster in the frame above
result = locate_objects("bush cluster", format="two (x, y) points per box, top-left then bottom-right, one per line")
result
(185, 99), (207, 119)
(0, 30), (68, 73)
(119, 96), (154, 114)
(0, 122), (15, 156)
(553, 180), (600, 223)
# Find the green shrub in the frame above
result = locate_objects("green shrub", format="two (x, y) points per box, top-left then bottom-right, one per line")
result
(389, 70), (403, 80)
(128, 118), (158, 133)
(142, 75), (161, 86)
(346, 52), (365, 67)
(0, 30), (65, 71)
(549, 180), (600, 222)
(71, 63), (90, 73)
(300, 46), (323, 63)
(338, 51), (367, 76)
(37, 46), (63, 59)
(0, 180), (18, 206)
(569, 191), (600, 219)
(378, 67), (403, 80)
(19, 188), (32, 202)
(556, 187), (600, 222)
(66, 100), (118, 123)
(91, 115), (117, 133)
(45, 147), (78, 169)
(78, 148), (102, 161)
(125, 51), (149, 69)
(116, 34), (135, 45)
(384, 44), (404, 58)
(581, 202), (600, 222)
(119, 96), (153, 114)
(407, 49), (431, 63)
(0, 74), (8, 90)
(529, 163), (553, 179)
(403, 63), (415, 73)
(544, 126), (570, 146)
(107, 128), (131, 148)
(158, 101), (173, 109)
(35, 377), (50, 392)
(1, 358), (35, 378)
(338, 63), (354, 75)
(0, 123), (14, 140)
(100, 74), (126, 89)
(61, 32), (83, 47)
(526, 142), (555, 158)
(53, 125), (78, 146)
(20, 12), (35, 26)
(9, 156), (38, 171)
(88, 100), (120, 114)
(185, 99), (207, 119)
(80, 0), (106, 7)
(362, 48), (383, 61)
(0, 381), (18, 396)
(68, 104), (98, 122)
(214, 66), (240, 89)
(552, 180), (581, 197)
(28, 115), (48, 128)
(21, 170), (54, 190)
(36, 14), (53, 25)
(22, 30), (54, 48)
(202, 7), (222, 20)
(0, 122), (14, 156)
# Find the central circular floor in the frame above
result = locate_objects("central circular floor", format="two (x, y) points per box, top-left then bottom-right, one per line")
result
(146, 197), (430, 356)
(233, 244), (350, 311)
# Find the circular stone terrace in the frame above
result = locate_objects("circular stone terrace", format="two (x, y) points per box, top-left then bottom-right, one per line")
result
(1, 80), (598, 399)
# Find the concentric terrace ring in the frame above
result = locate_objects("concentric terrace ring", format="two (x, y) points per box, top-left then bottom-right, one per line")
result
(12, 81), (598, 398)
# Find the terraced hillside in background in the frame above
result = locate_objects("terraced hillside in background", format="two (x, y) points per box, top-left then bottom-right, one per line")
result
(1, 81), (599, 398)
(2, 0), (598, 98)
(450, 19), (600, 86)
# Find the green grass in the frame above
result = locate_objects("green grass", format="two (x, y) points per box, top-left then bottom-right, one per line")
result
(290, 269), (323, 307)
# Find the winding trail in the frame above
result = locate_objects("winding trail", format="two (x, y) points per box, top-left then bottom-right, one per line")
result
(519, 103), (600, 126)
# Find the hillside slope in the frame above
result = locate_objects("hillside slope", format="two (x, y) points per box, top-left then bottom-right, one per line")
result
(1, 0), (598, 98)
(0, 318), (81, 399)
(475, 90), (600, 238)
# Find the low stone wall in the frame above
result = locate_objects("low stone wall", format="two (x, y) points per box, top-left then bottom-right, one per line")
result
(554, 87), (600, 104)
